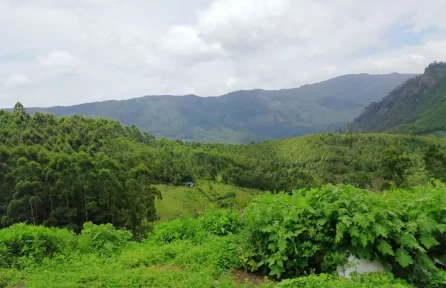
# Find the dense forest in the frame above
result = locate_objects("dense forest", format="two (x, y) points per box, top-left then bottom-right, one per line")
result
(22, 73), (413, 143)
(1, 103), (445, 234)
(1, 103), (446, 287)
(0, 103), (442, 233)
(353, 62), (446, 135)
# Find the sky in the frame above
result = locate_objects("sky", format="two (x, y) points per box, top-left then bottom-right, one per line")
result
(1, 0), (446, 107)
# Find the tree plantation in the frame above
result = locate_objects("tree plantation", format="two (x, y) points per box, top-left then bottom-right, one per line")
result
(1, 104), (446, 287)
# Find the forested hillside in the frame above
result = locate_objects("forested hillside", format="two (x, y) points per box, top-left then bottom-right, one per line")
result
(1, 103), (445, 232)
(21, 73), (414, 143)
(1, 104), (446, 287)
(353, 62), (446, 135)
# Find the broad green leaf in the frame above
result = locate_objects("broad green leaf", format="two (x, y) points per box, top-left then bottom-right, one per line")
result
(399, 233), (423, 251)
(395, 248), (413, 267)
(278, 239), (287, 252)
(338, 215), (352, 227)
(373, 224), (388, 238)
(377, 240), (394, 256)
(268, 264), (286, 277)
(419, 234), (439, 249)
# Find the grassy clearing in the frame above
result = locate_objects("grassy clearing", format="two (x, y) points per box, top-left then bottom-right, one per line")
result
(0, 222), (273, 288)
(154, 181), (260, 221)
(0, 239), (272, 288)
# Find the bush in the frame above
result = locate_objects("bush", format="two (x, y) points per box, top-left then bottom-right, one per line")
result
(151, 209), (241, 244)
(0, 223), (75, 268)
(276, 272), (411, 288)
(76, 222), (132, 256)
(150, 217), (206, 244)
(242, 184), (446, 287)
(200, 209), (241, 236)
(0, 268), (19, 287)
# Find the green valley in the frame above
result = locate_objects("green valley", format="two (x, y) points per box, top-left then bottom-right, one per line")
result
(1, 95), (446, 287)
(2, 1), (446, 286)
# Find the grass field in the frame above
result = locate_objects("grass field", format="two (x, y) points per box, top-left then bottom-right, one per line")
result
(154, 181), (261, 221)
(0, 236), (272, 288)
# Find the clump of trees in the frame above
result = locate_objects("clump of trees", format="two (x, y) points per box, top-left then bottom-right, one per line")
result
(0, 103), (161, 237)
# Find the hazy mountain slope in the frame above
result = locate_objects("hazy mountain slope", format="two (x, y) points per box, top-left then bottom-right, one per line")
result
(353, 62), (446, 135)
(25, 73), (414, 143)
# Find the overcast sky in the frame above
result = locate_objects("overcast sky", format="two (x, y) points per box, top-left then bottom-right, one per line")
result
(1, 0), (446, 107)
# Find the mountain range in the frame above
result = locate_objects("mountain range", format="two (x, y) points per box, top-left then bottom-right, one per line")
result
(18, 73), (415, 143)
(353, 62), (446, 137)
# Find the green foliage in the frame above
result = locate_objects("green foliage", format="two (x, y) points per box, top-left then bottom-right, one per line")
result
(200, 209), (241, 236)
(151, 209), (241, 244)
(342, 171), (371, 188)
(154, 181), (259, 221)
(1, 103), (446, 287)
(1, 105), (445, 238)
(242, 184), (446, 287)
(381, 146), (413, 186)
(1, 182), (446, 287)
(424, 144), (446, 182)
(0, 224), (258, 287)
(0, 223), (75, 269)
(276, 272), (411, 288)
(22, 74), (413, 143)
(354, 62), (446, 135)
(76, 222), (132, 256)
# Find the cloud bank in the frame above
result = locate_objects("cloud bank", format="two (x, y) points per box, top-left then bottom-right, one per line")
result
(1, 0), (446, 107)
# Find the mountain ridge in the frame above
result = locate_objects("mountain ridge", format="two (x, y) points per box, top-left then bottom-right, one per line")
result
(7, 72), (416, 143)
(352, 62), (446, 135)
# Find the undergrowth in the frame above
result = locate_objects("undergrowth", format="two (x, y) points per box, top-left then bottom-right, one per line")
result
(1, 184), (445, 287)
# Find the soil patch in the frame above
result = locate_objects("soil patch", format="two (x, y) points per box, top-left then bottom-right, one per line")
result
(231, 269), (268, 286)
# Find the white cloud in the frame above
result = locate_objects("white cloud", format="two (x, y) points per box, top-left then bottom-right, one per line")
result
(0, 0), (446, 107)
(349, 40), (446, 74)
(38, 51), (80, 67)
(6, 74), (29, 86)
(159, 25), (224, 65)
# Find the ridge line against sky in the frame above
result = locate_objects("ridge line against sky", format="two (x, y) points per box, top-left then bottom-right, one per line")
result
(1, 0), (446, 107)
(1, 71), (417, 109)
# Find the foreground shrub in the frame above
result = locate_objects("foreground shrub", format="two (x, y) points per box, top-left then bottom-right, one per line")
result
(151, 209), (241, 244)
(119, 234), (243, 280)
(276, 272), (411, 288)
(0, 223), (75, 268)
(76, 222), (132, 256)
(242, 184), (446, 287)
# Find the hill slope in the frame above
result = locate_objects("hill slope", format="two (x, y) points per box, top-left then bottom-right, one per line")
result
(24, 73), (414, 143)
(2, 105), (445, 233)
(1, 107), (446, 287)
(353, 62), (446, 135)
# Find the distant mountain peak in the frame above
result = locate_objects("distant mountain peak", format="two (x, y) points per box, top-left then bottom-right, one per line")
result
(352, 61), (446, 135)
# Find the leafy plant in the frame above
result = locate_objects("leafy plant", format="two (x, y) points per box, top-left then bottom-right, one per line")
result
(242, 184), (446, 287)
(0, 223), (75, 268)
(76, 222), (132, 256)
(276, 272), (411, 288)
(150, 209), (241, 244)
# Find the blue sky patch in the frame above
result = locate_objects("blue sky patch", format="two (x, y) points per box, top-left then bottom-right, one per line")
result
(350, 24), (444, 59)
